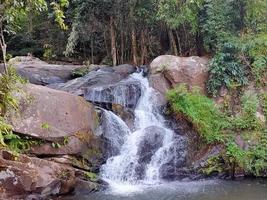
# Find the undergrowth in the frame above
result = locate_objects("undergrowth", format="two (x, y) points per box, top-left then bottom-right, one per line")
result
(167, 85), (267, 177)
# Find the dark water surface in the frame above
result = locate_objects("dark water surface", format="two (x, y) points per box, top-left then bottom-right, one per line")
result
(61, 179), (267, 200)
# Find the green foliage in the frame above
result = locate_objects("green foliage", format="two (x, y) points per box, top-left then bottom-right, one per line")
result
(233, 93), (262, 131)
(71, 66), (90, 78)
(225, 141), (246, 167)
(245, 130), (267, 176)
(207, 43), (248, 96)
(0, 67), (25, 115)
(167, 85), (228, 143)
(0, 67), (41, 153)
(240, 33), (267, 86)
(7, 34), (43, 58)
(167, 85), (267, 177)
(157, 0), (204, 32)
(50, 0), (69, 30)
(261, 93), (267, 120)
(200, 0), (240, 51)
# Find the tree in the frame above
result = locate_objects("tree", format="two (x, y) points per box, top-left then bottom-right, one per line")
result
(0, 0), (68, 73)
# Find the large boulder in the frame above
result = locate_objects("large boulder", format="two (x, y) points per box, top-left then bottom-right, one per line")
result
(0, 150), (102, 199)
(8, 56), (83, 85)
(84, 80), (141, 109)
(7, 84), (103, 168)
(49, 66), (141, 109)
(149, 55), (209, 94)
(48, 64), (136, 97)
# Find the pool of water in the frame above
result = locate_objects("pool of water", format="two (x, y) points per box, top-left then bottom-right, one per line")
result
(60, 179), (267, 200)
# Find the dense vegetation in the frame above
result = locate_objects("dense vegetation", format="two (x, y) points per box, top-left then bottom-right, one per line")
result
(168, 85), (267, 177)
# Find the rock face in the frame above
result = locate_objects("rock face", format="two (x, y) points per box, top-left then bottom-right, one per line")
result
(149, 55), (209, 94)
(0, 150), (102, 199)
(49, 65), (140, 109)
(84, 80), (141, 109)
(7, 84), (103, 168)
(8, 56), (83, 85)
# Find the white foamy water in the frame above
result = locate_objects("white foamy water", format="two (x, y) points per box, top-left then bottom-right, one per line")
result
(100, 72), (185, 194)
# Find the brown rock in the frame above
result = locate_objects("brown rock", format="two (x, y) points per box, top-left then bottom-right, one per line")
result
(149, 73), (171, 95)
(0, 150), (76, 199)
(149, 55), (209, 93)
(7, 84), (103, 167)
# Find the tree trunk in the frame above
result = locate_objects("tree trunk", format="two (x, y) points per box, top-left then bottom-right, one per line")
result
(103, 30), (110, 57)
(140, 29), (147, 65)
(131, 28), (138, 66)
(0, 22), (7, 73)
(168, 29), (178, 56)
(196, 31), (205, 56)
(91, 38), (94, 64)
(28, 13), (33, 34)
(120, 31), (124, 64)
(110, 16), (117, 66)
(175, 30), (182, 55)
(1, 44), (7, 72)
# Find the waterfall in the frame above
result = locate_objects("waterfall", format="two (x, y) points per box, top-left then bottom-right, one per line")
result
(99, 72), (186, 193)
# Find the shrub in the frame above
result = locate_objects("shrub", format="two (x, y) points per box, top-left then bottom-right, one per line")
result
(167, 85), (229, 143)
(0, 67), (25, 115)
(207, 43), (248, 96)
(232, 93), (262, 131)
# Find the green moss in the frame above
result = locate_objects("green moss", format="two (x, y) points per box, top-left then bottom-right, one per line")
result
(201, 156), (225, 175)
(84, 171), (98, 182)
(41, 122), (50, 129)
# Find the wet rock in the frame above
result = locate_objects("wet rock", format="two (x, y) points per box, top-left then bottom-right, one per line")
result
(97, 109), (131, 158)
(159, 136), (187, 180)
(8, 56), (83, 85)
(111, 104), (135, 129)
(84, 80), (141, 109)
(48, 64), (136, 98)
(134, 126), (165, 179)
(137, 126), (165, 164)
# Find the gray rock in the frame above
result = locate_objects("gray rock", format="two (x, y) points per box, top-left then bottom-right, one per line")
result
(8, 56), (84, 85)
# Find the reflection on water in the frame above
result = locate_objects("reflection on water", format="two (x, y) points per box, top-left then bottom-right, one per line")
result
(60, 179), (267, 200)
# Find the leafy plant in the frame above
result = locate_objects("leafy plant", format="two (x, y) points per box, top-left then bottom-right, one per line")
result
(0, 67), (25, 115)
(207, 43), (248, 96)
(232, 93), (262, 131)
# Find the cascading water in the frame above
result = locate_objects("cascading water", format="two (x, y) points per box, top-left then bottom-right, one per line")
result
(99, 71), (187, 193)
